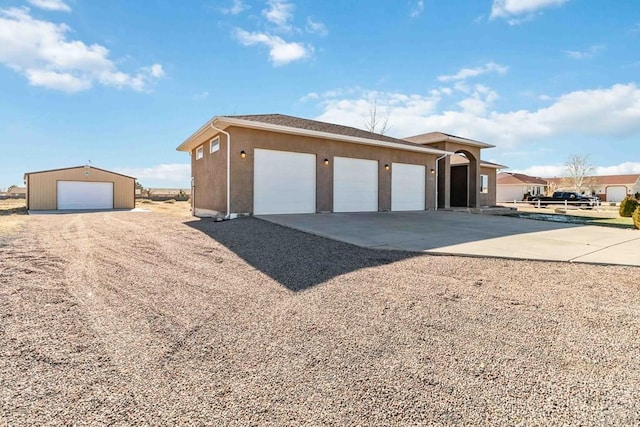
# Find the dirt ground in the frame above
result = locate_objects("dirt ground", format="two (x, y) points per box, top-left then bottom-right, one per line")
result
(1, 209), (639, 425)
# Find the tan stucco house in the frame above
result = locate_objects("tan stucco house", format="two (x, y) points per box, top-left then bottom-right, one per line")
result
(24, 165), (136, 211)
(177, 114), (502, 217)
(497, 172), (549, 202)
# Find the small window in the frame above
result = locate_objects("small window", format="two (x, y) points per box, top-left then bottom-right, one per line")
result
(196, 146), (203, 160)
(480, 174), (489, 194)
(210, 137), (220, 153)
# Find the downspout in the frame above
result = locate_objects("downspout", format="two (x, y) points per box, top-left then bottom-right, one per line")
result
(434, 153), (450, 211)
(208, 123), (232, 219)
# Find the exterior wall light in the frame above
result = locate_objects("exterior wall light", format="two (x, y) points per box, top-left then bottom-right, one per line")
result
(324, 159), (329, 165)
(240, 150), (246, 159)
(384, 164), (390, 171)
(430, 168), (435, 174)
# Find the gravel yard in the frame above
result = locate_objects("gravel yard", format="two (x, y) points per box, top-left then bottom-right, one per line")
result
(1, 211), (639, 425)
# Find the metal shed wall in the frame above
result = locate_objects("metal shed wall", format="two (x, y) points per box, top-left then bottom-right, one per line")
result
(26, 167), (135, 210)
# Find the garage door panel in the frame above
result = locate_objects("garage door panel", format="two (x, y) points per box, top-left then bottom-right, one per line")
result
(606, 186), (627, 203)
(254, 149), (316, 215)
(334, 157), (378, 212)
(392, 163), (425, 211)
(57, 181), (113, 210)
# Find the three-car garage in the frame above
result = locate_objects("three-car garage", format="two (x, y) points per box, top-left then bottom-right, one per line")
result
(179, 114), (488, 217)
(251, 148), (429, 215)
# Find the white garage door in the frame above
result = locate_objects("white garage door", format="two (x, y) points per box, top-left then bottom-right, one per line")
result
(392, 163), (425, 211)
(497, 186), (526, 203)
(333, 157), (378, 212)
(57, 181), (113, 210)
(606, 186), (627, 203)
(254, 149), (316, 215)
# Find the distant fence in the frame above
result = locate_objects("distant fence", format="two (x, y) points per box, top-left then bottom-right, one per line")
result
(0, 194), (26, 200)
(499, 199), (607, 210)
(136, 196), (190, 202)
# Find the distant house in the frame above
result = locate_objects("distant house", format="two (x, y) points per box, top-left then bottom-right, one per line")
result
(0, 186), (27, 199)
(497, 172), (548, 202)
(545, 174), (640, 202)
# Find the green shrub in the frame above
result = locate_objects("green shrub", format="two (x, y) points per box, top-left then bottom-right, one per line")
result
(634, 206), (640, 230)
(635, 192), (640, 200)
(619, 196), (639, 217)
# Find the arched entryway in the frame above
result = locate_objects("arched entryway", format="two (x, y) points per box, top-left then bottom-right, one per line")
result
(449, 150), (478, 208)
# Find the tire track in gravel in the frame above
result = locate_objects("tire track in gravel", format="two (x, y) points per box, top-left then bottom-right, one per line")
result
(1, 217), (143, 425)
(49, 213), (182, 413)
(40, 212), (289, 419)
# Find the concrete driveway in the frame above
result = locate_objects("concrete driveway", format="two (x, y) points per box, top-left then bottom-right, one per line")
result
(258, 211), (640, 266)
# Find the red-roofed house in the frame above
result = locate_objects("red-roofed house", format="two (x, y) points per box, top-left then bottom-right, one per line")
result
(497, 172), (548, 202)
(545, 175), (640, 202)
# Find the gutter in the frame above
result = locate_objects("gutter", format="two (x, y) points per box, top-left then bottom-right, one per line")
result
(208, 122), (233, 219)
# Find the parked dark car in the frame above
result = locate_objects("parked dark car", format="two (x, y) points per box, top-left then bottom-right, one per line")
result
(530, 191), (598, 208)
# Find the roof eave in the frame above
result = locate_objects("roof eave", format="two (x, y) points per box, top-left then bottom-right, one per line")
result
(481, 162), (508, 169)
(408, 134), (495, 149)
(176, 115), (228, 152)
(24, 165), (136, 180)
(177, 116), (454, 156)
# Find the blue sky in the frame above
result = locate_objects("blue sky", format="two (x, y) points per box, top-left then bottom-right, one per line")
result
(1, 0), (639, 189)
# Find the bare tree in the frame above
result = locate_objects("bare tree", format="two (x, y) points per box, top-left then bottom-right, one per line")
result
(564, 154), (594, 194)
(364, 98), (390, 135)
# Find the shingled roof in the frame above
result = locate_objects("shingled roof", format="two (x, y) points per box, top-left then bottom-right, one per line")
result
(497, 172), (548, 185)
(224, 114), (423, 149)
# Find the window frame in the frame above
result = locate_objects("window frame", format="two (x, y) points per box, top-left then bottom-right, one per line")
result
(210, 136), (220, 154)
(196, 145), (204, 160)
(480, 174), (489, 194)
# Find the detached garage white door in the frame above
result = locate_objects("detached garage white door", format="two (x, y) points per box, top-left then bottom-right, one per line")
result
(57, 181), (113, 210)
(254, 149), (316, 214)
(392, 163), (425, 211)
(606, 186), (627, 203)
(333, 157), (378, 212)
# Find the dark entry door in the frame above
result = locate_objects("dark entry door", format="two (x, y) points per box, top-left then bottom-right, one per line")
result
(450, 165), (468, 207)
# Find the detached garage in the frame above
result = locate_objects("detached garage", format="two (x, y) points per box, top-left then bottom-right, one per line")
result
(24, 166), (136, 211)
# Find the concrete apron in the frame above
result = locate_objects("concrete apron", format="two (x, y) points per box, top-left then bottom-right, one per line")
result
(257, 211), (640, 267)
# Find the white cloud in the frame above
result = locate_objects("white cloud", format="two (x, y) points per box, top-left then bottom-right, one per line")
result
(306, 17), (328, 36)
(0, 7), (164, 92)
(25, 69), (90, 92)
(263, 0), (294, 32)
(438, 62), (508, 82)
(193, 91), (209, 100)
(513, 164), (565, 177)
(596, 162), (640, 175)
(311, 89), (442, 137)
(221, 0), (248, 15)
(515, 162), (640, 177)
(27, 0), (70, 12)
(234, 29), (310, 65)
(564, 44), (604, 59)
(410, 0), (424, 18)
(490, 0), (568, 24)
(308, 83), (640, 148)
(117, 164), (191, 188)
